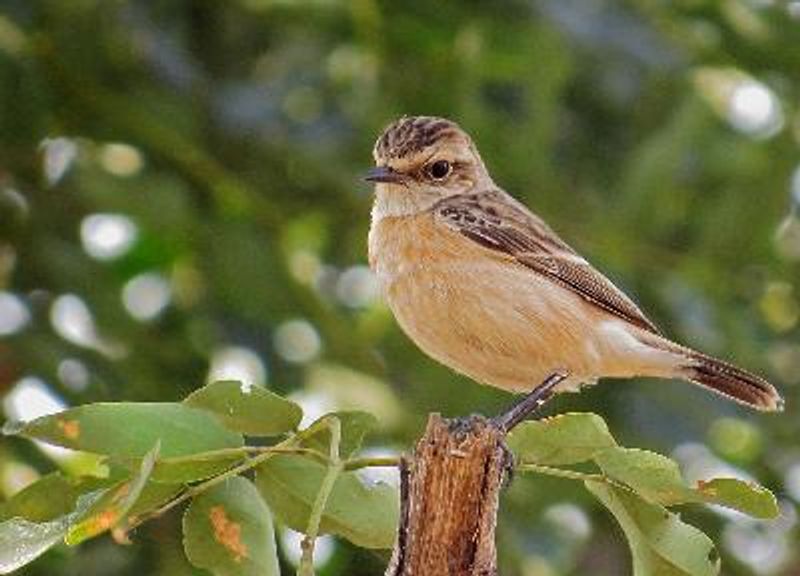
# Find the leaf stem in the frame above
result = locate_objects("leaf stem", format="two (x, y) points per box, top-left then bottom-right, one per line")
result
(298, 416), (343, 576)
(124, 423), (333, 533)
(343, 456), (399, 471)
(516, 463), (606, 483)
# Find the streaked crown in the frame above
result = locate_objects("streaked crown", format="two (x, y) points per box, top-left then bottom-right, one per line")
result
(373, 116), (466, 162)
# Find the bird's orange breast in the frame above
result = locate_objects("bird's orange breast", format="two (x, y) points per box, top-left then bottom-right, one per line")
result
(369, 212), (481, 273)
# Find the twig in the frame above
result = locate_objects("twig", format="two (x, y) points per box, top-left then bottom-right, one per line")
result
(124, 420), (336, 533)
(157, 445), (327, 464)
(299, 416), (343, 576)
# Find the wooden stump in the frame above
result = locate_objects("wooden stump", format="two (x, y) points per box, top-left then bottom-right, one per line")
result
(385, 372), (567, 576)
(385, 414), (508, 576)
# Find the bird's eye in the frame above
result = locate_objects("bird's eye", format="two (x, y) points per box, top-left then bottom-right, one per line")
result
(428, 160), (451, 180)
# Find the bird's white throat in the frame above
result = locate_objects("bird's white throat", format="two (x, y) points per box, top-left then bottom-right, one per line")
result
(371, 185), (442, 220)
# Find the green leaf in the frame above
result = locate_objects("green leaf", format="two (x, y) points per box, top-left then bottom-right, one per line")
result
(0, 516), (70, 574)
(255, 454), (398, 549)
(693, 478), (779, 520)
(183, 477), (279, 576)
(184, 380), (303, 436)
(66, 441), (160, 544)
(302, 411), (378, 459)
(594, 447), (779, 518)
(507, 412), (617, 465)
(0, 473), (112, 523)
(5, 403), (243, 458)
(127, 481), (184, 519)
(513, 413), (779, 521)
(594, 448), (693, 506)
(586, 481), (720, 576)
(151, 453), (243, 484)
(0, 490), (103, 574)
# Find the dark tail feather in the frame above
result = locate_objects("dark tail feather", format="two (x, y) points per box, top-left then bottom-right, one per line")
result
(680, 350), (784, 412)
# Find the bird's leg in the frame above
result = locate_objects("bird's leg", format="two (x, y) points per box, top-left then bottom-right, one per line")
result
(490, 371), (569, 487)
(491, 371), (569, 434)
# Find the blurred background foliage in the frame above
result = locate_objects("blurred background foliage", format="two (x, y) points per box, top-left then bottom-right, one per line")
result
(0, 0), (799, 574)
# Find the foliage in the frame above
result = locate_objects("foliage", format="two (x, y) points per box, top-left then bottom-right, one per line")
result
(1, 0), (799, 574)
(0, 384), (778, 575)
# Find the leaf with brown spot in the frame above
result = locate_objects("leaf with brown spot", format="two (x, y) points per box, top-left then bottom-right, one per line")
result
(66, 441), (160, 545)
(183, 477), (279, 576)
(0, 473), (113, 524)
(209, 506), (248, 563)
(4, 403), (243, 458)
(56, 419), (80, 440)
(593, 447), (779, 518)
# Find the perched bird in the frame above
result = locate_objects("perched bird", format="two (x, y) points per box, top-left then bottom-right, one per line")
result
(366, 115), (783, 412)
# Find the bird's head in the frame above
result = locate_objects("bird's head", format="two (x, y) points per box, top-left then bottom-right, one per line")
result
(366, 116), (492, 217)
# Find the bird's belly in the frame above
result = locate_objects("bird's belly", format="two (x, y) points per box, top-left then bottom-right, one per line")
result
(383, 259), (607, 392)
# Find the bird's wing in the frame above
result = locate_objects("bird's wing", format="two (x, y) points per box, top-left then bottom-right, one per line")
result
(433, 190), (661, 335)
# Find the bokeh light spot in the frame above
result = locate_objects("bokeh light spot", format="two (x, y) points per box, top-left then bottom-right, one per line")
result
(99, 142), (144, 177)
(693, 68), (784, 139)
(765, 341), (800, 385)
(336, 265), (379, 309)
(207, 346), (267, 389)
(3, 377), (76, 462)
(722, 506), (793, 575)
(57, 358), (90, 393)
(80, 213), (138, 261)
(790, 164), (800, 207)
(122, 272), (172, 321)
(279, 529), (334, 568)
(784, 462), (800, 503)
(759, 282), (799, 333)
(543, 503), (592, 541)
(0, 291), (30, 336)
(288, 250), (322, 286)
(50, 294), (99, 349)
(727, 80), (783, 138)
(288, 389), (336, 429)
(3, 376), (66, 423)
(273, 319), (321, 364)
(40, 137), (78, 185)
(707, 418), (762, 463)
(1, 461), (39, 497)
(0, 188), (29, 221)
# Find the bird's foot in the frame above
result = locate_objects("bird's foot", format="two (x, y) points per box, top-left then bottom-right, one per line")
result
(501, 442), (516, 488)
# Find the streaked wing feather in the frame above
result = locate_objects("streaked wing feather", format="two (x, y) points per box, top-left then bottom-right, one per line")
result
(434, 191), (661, 335)
(516, 255), (660, 334)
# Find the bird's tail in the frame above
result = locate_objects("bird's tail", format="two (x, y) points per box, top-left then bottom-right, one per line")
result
(670, 346), (784, 412)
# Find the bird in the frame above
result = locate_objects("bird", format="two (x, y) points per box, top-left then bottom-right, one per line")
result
(365, 115), (783, 412)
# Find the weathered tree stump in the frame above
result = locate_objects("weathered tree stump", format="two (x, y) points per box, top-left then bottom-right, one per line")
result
(385, 415), (507, 576)
(386, 372), (567, 576)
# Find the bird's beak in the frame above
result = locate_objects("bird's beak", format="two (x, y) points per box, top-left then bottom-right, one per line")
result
(363, 165), (405, 184)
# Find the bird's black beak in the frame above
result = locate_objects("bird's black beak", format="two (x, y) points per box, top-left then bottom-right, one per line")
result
(363, 165), (405, 184)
